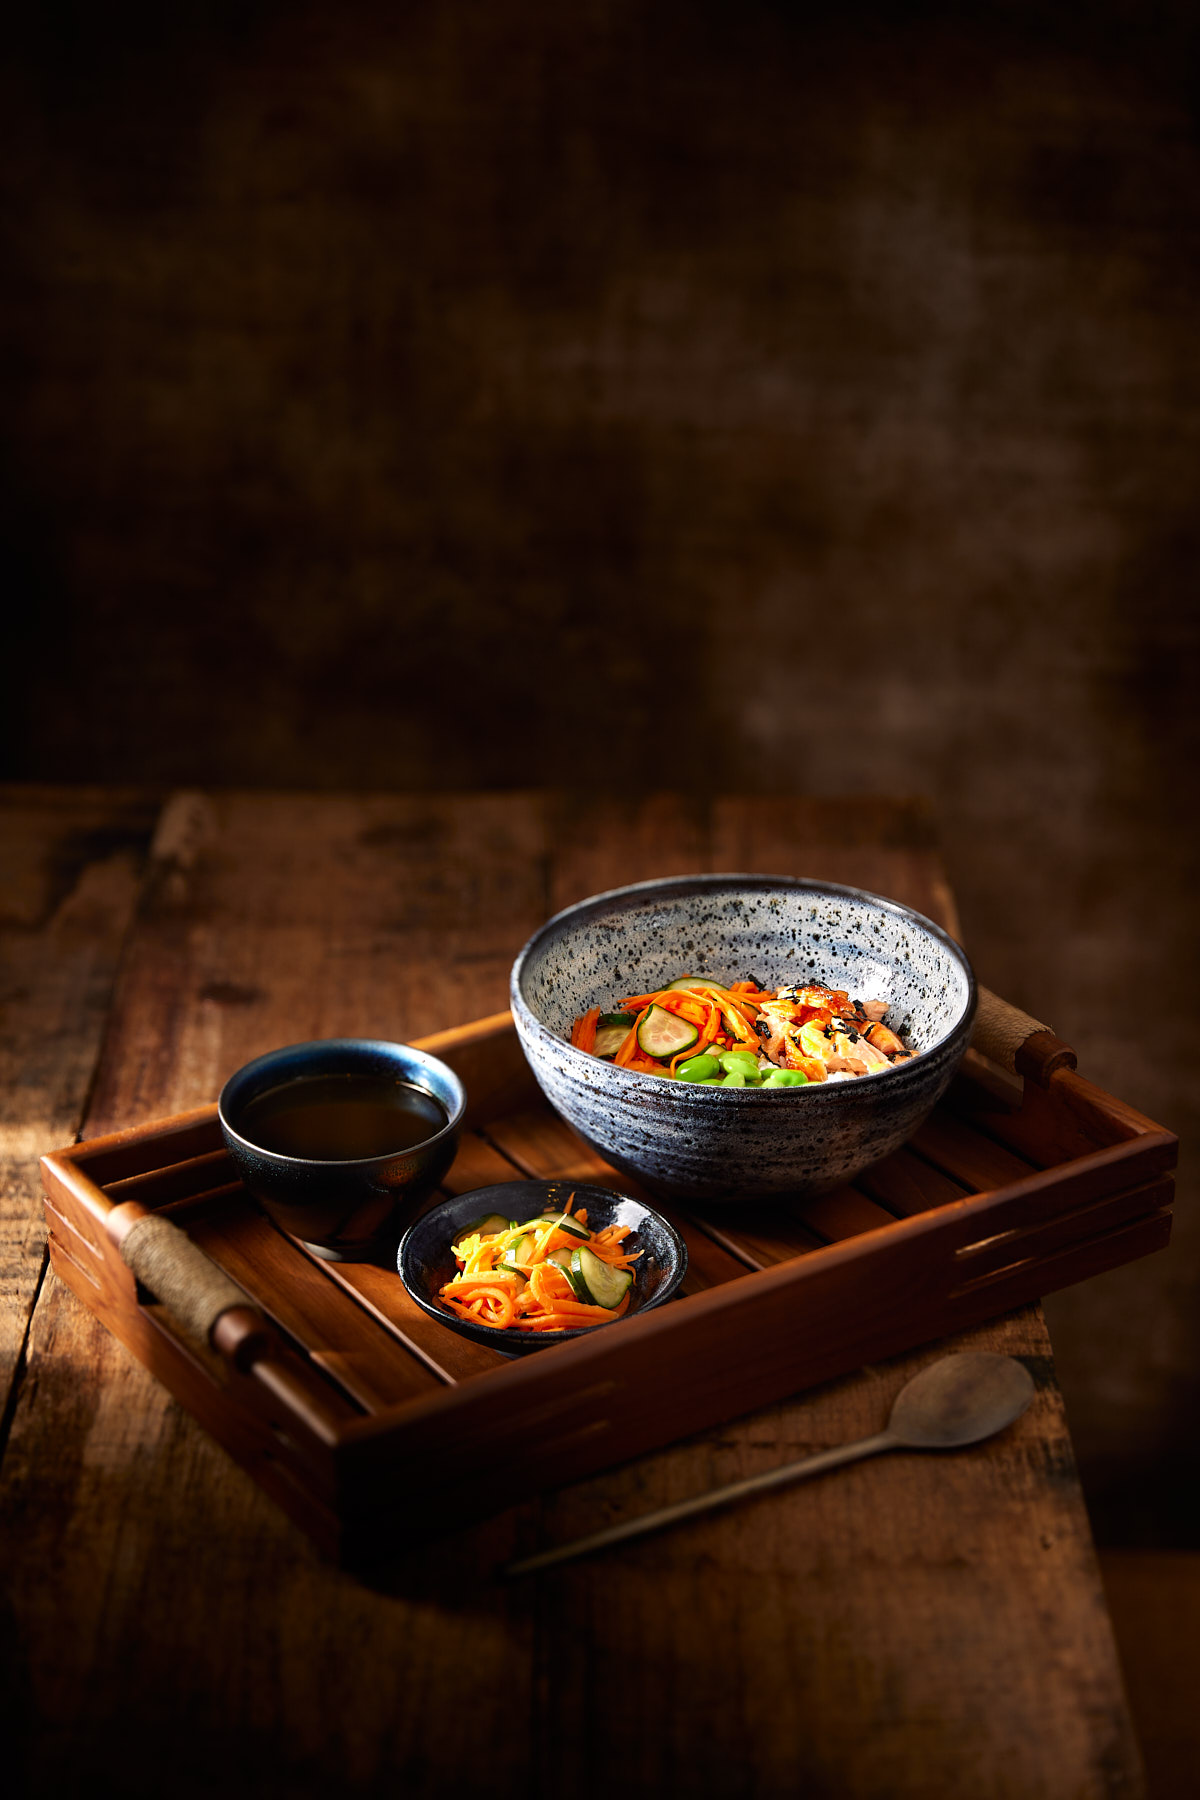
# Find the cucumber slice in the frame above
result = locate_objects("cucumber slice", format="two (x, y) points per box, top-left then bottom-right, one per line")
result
(593, 1023), (632, 1059)
(666, 977), (735, 999)
(599, 1012), (636, 1028)
(637, 1004), (699, 1060)
(451, 1212), (511, 1256)
(538, 1210), (589, 1241)
(501, 1232), (537, 1274)
(569, 1245), (634, 1311)
(547, 1246), (574, 1269)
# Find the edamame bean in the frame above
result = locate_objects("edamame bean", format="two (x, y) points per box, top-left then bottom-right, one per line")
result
(676, 1053), (721, 1082)
(762, 1069), (809, 1087)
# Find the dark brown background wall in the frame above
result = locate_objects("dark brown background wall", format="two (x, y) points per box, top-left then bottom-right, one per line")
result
(3, 0), (1197, 1541)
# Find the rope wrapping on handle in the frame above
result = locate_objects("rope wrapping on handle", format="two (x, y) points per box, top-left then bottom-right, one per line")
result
(118, 1211), (250, 1345)
(971, 987), (1052, 1075)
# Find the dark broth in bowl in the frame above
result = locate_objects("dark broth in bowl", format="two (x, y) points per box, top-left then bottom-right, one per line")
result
(235, 1072), (447, 1160)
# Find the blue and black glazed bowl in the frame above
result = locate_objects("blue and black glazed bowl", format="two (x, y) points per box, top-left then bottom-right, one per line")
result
(510, 875), (977, 1203)
(218, 1038), (466, 1258)
(399, 1179), (688, 1355)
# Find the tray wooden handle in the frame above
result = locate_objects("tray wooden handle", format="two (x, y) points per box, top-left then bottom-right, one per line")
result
(972, 988), (1077, 1084)
(104, 1200), (345, 1450)
(106, 1201), (262, 1355)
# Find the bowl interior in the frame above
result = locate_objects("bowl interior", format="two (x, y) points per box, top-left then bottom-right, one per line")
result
(398, 1179), (688, 1354)
(516, 876), (972, 1058)
(219, 1036), (466, 1166)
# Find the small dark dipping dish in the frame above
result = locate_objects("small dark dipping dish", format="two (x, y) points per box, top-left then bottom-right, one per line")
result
(219, 1038), (466, 1259)
(398, 1180), (688, 1355)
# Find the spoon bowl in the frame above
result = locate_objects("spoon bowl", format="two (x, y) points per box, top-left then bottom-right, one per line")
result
(886, 1351), (1036, 1449)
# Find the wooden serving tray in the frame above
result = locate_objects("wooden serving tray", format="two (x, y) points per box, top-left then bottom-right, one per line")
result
(40, 1011), (1177, 1566)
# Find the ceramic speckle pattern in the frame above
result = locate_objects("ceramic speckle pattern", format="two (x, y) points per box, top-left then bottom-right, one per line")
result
(510, 875), (977, 1203)
(398, 1180), (688, 1355)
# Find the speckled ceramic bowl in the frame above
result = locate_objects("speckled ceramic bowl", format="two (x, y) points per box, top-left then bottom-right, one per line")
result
(510, 875), (977, 1203)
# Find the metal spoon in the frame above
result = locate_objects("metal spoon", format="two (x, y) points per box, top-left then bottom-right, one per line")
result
(503, 1351), (1035, 1579)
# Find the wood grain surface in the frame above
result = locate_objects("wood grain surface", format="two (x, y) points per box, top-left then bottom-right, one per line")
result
(0, 789), (1145, 1799)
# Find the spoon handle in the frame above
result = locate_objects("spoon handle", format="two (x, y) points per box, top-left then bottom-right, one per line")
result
(503, 1429), (899, 1578)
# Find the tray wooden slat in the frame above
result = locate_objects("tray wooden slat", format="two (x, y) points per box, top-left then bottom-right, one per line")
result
(40, 1008), (1177, 1561)
(907, 1110), (1042, 1190)
(855, 1145), (972, 1216)
(317, 1255), (509, 1383)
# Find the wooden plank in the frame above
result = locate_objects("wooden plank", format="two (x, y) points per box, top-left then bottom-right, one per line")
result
(545, 790), (712, 911)
(856, 1144), (972, 1216)
(686, 1203), (826, 1269)
(82, 790), (551, 1134)
(710, 794), (962, 934)
(796, 1184), (903, 1240)
(437, 1124), (535, 1195)
(311, 1257), (509, 1384)
(908, 1110), (1041, 1191)
(0, 786), (157, 1406)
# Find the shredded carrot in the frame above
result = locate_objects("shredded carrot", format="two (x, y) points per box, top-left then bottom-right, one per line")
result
(572, 1007), (600, 1054)
(614, 1006), (650, 1067)
(438, 1190), (638, 1336)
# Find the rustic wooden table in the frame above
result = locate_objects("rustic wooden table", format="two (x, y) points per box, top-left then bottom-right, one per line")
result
(0, 787), (1145, 1799)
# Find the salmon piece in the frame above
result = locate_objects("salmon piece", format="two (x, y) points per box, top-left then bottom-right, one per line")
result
(759, 991), (903, 1080)
(865, 1022), (908, 1059)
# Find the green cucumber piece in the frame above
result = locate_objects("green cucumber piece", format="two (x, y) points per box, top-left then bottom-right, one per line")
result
(569, 1245), (634, 1310)
(637, 1004), (699, 1060)
(666, 977), (735, 999)
(547, 1246), (574, 1270)
(599, 1012), (635, 1028)
(501, 1232), (537, 1274)
(593, 1023), (632, 1059)
(451, 1212), (512, 1256)
(538, 1210), (590, 1241)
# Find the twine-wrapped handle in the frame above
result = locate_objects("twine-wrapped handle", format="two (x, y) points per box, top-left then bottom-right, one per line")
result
(107, 1202), (270, 1368)
(972, 987), (1077, 1085)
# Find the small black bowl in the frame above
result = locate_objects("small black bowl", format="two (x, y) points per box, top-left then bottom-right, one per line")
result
(398, 1180), (689, 1354)
(218, 1037), (466, 1260)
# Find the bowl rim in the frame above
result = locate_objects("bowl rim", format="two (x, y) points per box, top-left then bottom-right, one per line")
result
(217, 1036), (467, 1168)
(398, 1178), (689, 1351)
(509, 872), (978, 1098)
